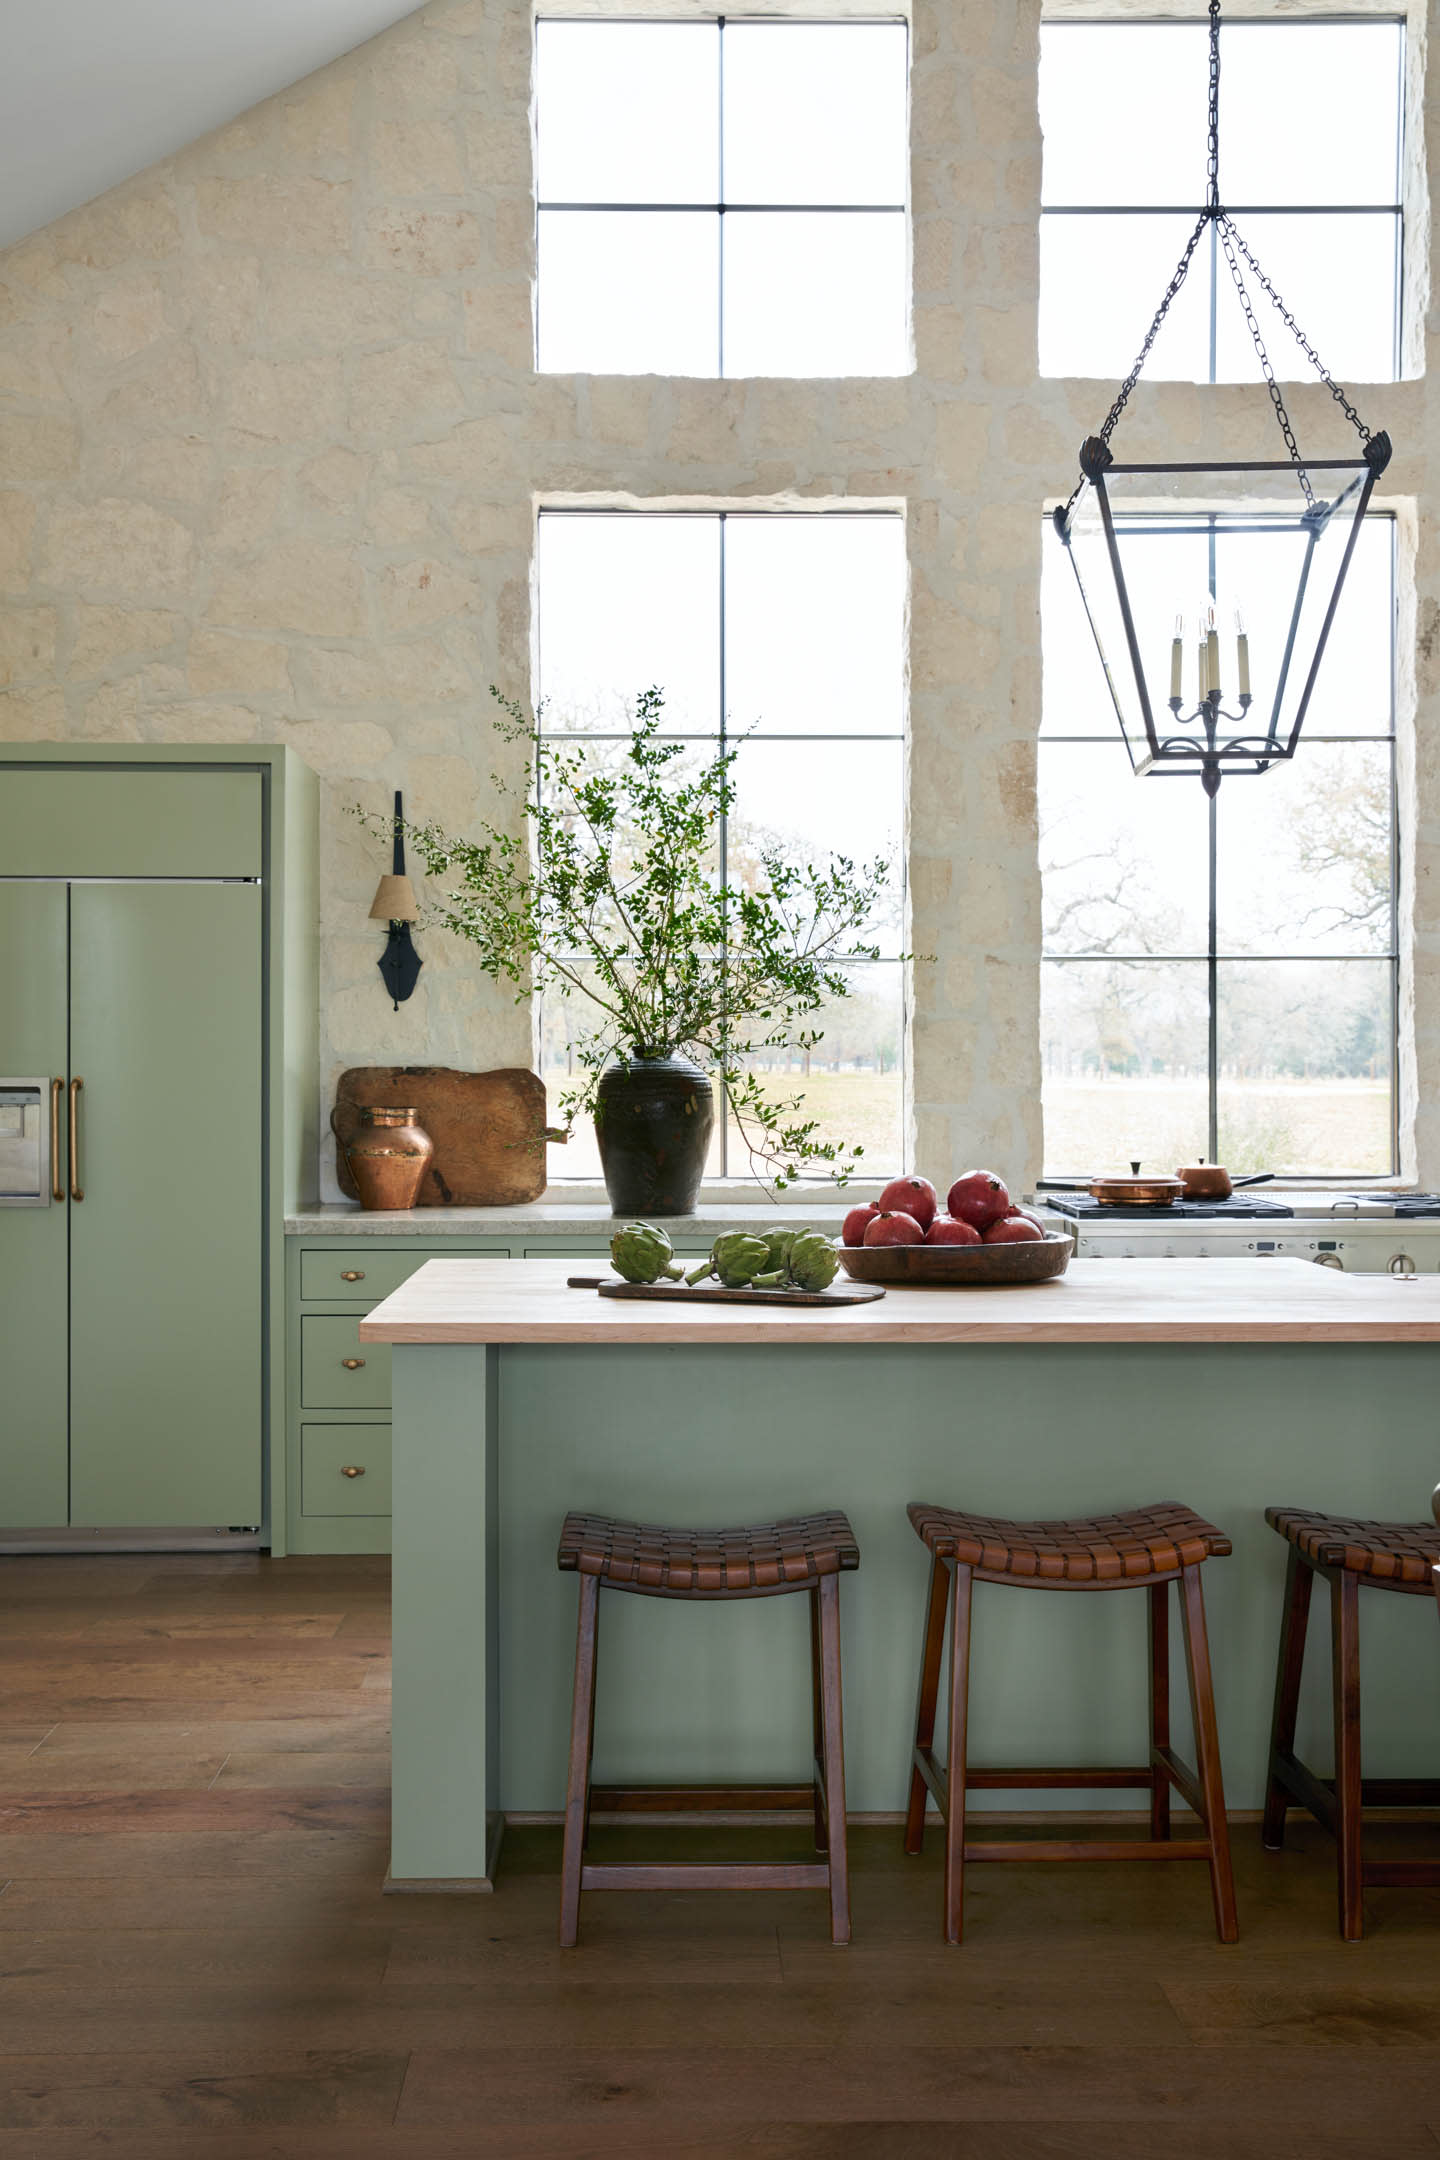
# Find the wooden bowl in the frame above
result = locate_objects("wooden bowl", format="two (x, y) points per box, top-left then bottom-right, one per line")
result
(836, 1235), (1072, 1287)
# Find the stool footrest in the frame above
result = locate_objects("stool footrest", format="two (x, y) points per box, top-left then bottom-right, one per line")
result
(1362, 1860), (1440, 1889)
(965, 1764), (1156, 1791)
(590, 1783), (816, 1814)
(581, 1861), (831, 1892)
(965, 1838), (1212, 1864)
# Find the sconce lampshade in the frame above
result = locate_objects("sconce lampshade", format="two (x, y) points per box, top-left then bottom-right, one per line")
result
(369, 873), (417, 923)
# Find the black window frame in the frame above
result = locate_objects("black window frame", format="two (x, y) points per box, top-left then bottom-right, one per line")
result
(534, 503), (909, 1182)
(1038, 14), (1407, 386)
(534, 14), (911, 379)
(1037, 508), (1400, 1187)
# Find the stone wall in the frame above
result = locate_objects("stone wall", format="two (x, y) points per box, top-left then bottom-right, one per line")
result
(0, 0), (1434, 1196)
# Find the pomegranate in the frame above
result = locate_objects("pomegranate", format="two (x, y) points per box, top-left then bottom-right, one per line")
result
(947, 1170), (1011, 1231)
(982, 1213), (1044, 1244)
(842, 1202), (881, 1247)
(877, 1176), (937, 1232)
(925, 1215), (981, 1246)
(863, 1210), (925, 1247)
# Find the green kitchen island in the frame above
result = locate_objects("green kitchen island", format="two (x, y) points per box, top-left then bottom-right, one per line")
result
(360, 1254), (1440, 1890)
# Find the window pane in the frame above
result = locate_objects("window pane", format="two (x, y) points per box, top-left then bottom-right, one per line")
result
(723, 212), (908, 377)
(728, 738), (905, 956)
(536, 23), (718, 205)
(1221, 25), (1402, 208)
(726, 965), (903, 1180)
(724, 516), (906, 737)
(1040, 25), (1209, 207)
(1042, 515), (1212, 739)
(1041, 959), (1209, 1175)
(1217, 960), (1393, 1174)
(539, 972), (725, 1185)
(537, 515), (720, 733)
(1213, 212), (1397, 384)
(1040, 739), (1210, 956)
(1216, 743), (1393, 959)
(537, 211), (717, 375)
(1212, 518), (1393, 741)
(723, 24), (908, 207)
(1040, 213), (1210, 380)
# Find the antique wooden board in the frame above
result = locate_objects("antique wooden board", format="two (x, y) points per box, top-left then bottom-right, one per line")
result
(334, 1066), (550, 1207)
(566, 1274), (886, 1308)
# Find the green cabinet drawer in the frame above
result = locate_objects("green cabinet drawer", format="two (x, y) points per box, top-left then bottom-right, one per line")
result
(301, 1425), (392, 1516)
(300, 1315), (391, 1409)
(300, 1251), (434, 1302)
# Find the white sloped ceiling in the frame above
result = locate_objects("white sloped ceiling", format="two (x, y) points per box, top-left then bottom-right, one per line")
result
(0, 0), (428, 250)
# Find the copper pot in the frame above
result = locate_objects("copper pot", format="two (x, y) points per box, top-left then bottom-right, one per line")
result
(1088, 1160), (1185, 1207)
(335, 1104), (434, 1212)
(1177, 1159), (1233, 1200)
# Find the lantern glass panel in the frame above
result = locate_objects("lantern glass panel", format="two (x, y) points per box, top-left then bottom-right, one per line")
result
(1060, 471), (1377, 777)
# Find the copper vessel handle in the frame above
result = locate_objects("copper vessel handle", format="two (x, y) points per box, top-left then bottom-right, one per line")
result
(68, 1077), (84, 1202)
(50, 1078), (64, 1202)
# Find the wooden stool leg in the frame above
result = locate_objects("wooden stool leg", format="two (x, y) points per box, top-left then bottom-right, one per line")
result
(905, 1554), (950, 1855)
(559, 1573), (600, 1950)
(816, 1571), (850, 1946)
(809, 1586), (828, 1854)
(1262, 1545), (1313, 1852)
(581, 1585), (601, 1851)
(1178, 1563), (1239, 1945)
(1331, 1568), (1364, 1942)
(1148, 1581), (1171, 1842)
(943, 1562), (973, 1946)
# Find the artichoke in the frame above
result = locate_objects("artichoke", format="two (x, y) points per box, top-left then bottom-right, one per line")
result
(760, 1225), (799, 1274)
(610, 1221), (683, 1285)
(787, 1230), (840, 1292)
(686, 1231), (781, 1290)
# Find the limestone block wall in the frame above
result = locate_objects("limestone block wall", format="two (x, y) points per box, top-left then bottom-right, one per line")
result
(0, 0), (1435, 1196)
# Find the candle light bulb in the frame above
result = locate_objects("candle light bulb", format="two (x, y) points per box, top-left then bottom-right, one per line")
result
(1206, 604), (1221, 702)
(1196, 614), (1209, 700)
(1170, 613), (1184, 701)
(1235, 608), (1251, 699)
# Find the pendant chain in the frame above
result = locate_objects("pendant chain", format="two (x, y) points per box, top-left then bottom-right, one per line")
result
(1091, 0), (1373, 495)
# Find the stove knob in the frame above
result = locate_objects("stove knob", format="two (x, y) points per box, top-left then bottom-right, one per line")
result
(1388, 1252), (1417, 1277)
(1314, 1252), (1344, 1270)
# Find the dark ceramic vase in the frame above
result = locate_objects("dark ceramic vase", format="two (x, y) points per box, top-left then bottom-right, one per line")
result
(594, 1053), (714, 1217)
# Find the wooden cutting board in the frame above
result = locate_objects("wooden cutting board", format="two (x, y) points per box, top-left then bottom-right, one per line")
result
(333, 1066), (553, 1207)
(568, 1276), (886, 1308)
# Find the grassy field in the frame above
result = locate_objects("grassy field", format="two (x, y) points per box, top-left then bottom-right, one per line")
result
(542, 1066), (1393, 1186)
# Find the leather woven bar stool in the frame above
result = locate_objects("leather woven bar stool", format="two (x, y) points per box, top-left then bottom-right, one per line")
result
(1263, 1495), (1440, 1940)
(904, 1500), (1238, 1945)
(555, 1508), (858, 1948)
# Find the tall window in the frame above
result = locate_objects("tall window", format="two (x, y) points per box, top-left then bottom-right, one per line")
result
(1039, 19), (1404, 382)
(1039, 513), (1398, 1180)
(536, 510), (907, 1178)
(535, 20), (910, 376)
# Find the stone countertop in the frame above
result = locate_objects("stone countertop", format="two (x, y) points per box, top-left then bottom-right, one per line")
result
(360, 1253), (1440, 1345)
(285, 1199), (856, 1239)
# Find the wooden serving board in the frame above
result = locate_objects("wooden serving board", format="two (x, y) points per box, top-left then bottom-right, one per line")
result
(567, 1276), (886, 1308)
(334, 1066), (552, 1207)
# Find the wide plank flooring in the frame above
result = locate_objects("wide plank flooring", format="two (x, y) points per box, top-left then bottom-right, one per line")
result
(2, 1552), (1439, 2156)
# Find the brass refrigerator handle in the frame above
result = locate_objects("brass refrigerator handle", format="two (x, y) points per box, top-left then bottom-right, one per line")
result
(68, 1076), (84, 1202)
(50, 1078), (64, 1202)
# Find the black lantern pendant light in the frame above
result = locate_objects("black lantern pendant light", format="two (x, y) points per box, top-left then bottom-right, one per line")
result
(1053, 0), (1392, 797)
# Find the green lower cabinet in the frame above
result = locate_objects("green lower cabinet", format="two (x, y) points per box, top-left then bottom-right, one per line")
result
(302, 1425), (392, 1516)
(301, 1315), (391, 1409)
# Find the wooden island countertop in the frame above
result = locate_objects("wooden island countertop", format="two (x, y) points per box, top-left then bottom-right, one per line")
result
(360, 1252), (1440, 1346)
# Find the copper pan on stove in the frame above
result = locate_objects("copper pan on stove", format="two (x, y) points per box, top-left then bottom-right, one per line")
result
(1088, 1160), (1185, 1207)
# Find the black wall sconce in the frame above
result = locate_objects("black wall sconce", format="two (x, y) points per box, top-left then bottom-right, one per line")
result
(369, 790), (422, 1010)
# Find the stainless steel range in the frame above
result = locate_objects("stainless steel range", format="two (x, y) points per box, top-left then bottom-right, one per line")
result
(1038, 1193), (1440, 1274)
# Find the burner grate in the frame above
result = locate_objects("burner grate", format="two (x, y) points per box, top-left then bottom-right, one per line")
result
(1045, 1192), (1295, 1221)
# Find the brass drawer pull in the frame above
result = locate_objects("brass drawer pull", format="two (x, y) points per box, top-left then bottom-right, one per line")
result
(340, 1269), (365, 1282)
(341, 1357), (366, 1370)
(340, 1464), (366, 1478)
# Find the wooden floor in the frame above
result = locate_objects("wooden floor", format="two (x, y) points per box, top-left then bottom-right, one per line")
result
(2, 1557), (1440, 2158)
